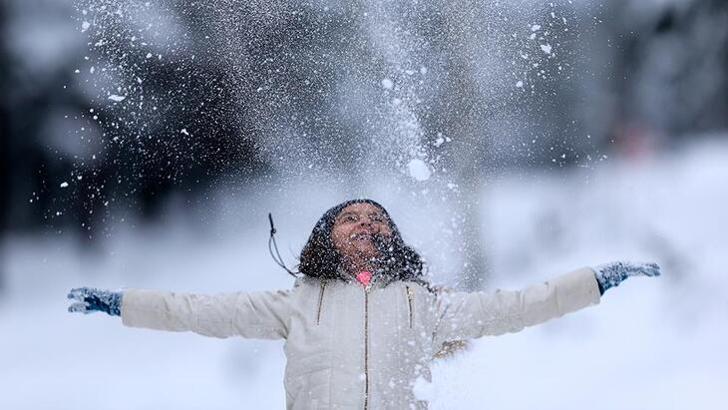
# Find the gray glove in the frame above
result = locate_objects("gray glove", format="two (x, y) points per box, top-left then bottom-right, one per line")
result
(593, 261), (661, 295)
(67, 287), (123, 316)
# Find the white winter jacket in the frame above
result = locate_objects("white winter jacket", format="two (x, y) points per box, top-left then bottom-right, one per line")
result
(121, 267), (601, 409)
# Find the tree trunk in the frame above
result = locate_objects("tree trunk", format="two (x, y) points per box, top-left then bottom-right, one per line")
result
(0, 2), (9, 291)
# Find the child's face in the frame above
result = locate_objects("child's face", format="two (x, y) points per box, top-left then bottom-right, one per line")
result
(331, 203), (393, 264)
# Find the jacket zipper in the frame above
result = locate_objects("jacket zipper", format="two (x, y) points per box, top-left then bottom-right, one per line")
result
(405, 285), (414, 329)
(363, 286), (370, 410)
(316, 281), (327, 325)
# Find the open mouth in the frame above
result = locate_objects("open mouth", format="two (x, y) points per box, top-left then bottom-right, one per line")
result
(350, 232), (374, 242)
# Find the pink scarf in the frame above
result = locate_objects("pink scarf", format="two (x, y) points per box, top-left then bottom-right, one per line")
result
(355, 271), (373, 287)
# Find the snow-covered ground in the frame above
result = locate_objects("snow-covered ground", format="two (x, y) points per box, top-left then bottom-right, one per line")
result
(1, 138), (727, 409)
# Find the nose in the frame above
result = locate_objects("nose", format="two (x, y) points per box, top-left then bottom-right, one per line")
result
(358, 215), (376, 228)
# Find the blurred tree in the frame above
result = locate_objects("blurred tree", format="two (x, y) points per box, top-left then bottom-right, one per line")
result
(1, 1), (8, 290)
(1, 3), (8, 232)
(602, 0), (728, 145)
(3, 1), (269, 237)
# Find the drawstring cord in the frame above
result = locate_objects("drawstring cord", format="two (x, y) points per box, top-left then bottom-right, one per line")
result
(268, 213), (298, 278)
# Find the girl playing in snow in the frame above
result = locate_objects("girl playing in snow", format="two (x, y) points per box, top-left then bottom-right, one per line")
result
(68, 198), (660, 409)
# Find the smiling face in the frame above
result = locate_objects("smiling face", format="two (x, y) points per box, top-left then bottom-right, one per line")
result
(330, 202), (394, 269)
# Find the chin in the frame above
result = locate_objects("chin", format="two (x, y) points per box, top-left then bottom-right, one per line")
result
(352, 246), (378, 260)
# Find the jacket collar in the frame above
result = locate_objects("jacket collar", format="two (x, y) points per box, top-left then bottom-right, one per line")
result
(335, 266), (399, 289)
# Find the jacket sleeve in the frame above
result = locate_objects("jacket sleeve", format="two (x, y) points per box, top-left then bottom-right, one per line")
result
(121, 288), (293, 340)
(433, 267), (600, 347)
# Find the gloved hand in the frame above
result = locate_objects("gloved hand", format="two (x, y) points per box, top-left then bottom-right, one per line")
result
(592, 261), (661, 295)
(67, 287), (123, 316)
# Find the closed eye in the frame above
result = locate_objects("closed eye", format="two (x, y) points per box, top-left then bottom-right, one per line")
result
(369, 214), (385, 223)
(338, 213), (358, 223)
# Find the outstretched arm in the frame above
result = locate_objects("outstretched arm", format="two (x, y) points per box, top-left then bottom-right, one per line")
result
(68, 287), (294, 340)
(433, 262), (660, 347)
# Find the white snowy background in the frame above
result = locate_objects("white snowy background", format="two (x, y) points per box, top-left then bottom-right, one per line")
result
(2, 0), (728, 409)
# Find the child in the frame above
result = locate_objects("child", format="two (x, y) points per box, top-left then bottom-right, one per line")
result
(68, 198), (660, 409)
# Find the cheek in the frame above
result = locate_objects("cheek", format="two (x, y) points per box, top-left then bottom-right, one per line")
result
(331, 228), (348, 251)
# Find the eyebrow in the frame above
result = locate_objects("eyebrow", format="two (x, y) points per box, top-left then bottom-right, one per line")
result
(336, 211), (386, 220)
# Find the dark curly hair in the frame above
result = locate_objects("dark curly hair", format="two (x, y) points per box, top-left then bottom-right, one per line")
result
(298, 199), (429, 286)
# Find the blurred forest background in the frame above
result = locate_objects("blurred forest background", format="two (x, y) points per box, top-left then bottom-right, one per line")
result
(1, 1), (727, 409)
(2, 0), (727, 286)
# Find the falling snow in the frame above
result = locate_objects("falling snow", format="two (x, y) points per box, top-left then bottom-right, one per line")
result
(407, 159), (432, 181)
